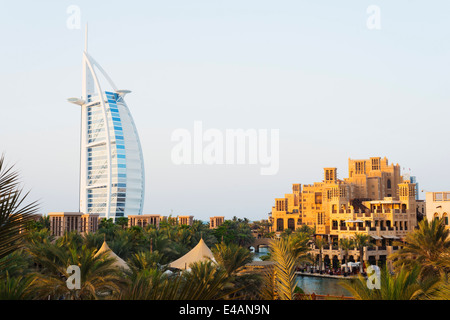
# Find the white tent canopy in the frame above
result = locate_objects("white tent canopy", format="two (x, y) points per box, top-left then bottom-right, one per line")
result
(94, 240), (130, 272)
(168, 238), (214, 270)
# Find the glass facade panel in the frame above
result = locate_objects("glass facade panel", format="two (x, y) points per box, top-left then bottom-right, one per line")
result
(81, 88), (144, 218)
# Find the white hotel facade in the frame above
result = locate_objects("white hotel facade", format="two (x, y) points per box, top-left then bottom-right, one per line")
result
(68, 33), (145, 219)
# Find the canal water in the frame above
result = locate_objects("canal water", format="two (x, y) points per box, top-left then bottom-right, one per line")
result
(252, 247), (352, 297)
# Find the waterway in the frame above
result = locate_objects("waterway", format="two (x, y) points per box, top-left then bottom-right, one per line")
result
(252, 247), (352, 297)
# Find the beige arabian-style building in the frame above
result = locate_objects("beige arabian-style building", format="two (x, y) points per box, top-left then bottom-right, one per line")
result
(178, 215), (194, 226)
(48, 212), (99, 237)
(269, 157), (420, 268)
(210, 216), (225, 229)
(127, 214), (195, 228)
(425, 191), (450, 229)
(128, 214), (162, 229)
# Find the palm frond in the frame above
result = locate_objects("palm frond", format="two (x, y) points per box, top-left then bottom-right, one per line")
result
(270, 238), (298, 300)
(0, 154), (40, 262)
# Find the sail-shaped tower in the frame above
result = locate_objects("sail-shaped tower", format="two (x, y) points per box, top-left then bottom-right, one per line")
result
(68, 28), (145, 219)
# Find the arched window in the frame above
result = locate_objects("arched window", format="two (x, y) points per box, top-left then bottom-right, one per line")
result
(443, 213), (449, 225)
(277, 218), (284, 232)
(288, 218), (295, 231)
(387, 179), (392, 189)
(434, 212), (440, 220)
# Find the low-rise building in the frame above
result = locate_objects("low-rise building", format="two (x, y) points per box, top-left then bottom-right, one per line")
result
(48, 212), (99, 237)
(128, 214), (161, 229)
(425, 191), (450, 229)
(210, 216), (225, 229)
(178, 215), (194, 226)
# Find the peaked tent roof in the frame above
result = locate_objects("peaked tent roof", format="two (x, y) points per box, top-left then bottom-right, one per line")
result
(168, 238), (214, 270)
(94, 240), (130, 272)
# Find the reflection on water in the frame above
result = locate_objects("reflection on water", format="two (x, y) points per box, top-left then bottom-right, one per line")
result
(295, 275), (351, 296)
(251, 246), (352, 297)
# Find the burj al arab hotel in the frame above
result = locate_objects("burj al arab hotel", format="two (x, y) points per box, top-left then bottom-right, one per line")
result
(68, 29), (145, 219)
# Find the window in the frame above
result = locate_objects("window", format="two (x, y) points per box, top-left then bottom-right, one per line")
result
(387, 179), (391, 189)
(434, 193), (443, 201)
(371, 158), (380, 170)
(277, 219), (284, 232)
(288, 218), (295, 230)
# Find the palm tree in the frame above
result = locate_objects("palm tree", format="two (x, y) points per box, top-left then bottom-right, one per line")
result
(0, 154), (40, 262)
(83, 231), (105, 251)
(144, 228), (184, 264)
(353, 233), (373, 273)
(187, 220), (216, 248)
(295, 225), (315, 236)
(179, 260), (232, 300)
(289, 231), (311, 259)
(121, 260), (235, 300)
(212, 242), (254, 277)
(423, 273), (450, 300)
(313, 237), (325, 273)
(340, 264), (436, 300)
(108, 229), (135, 261)
(115, 217), (128, 230)
(27, 243), (126, 299)
(339, 238), (354, 273)
(263, 237), (301, 300)
(389, 218), (450, 279)
(25, 227), (54, 246)
(127, 250), (164, 272)
(0, 249), (34, 299)
(211, 242), (260, 299)
(55, 230), (84, 250)
(0, 272), (35, 300)
(119, 268), (172, 300)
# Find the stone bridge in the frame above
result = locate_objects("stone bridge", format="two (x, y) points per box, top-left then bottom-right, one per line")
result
(249, 236), (272, 252)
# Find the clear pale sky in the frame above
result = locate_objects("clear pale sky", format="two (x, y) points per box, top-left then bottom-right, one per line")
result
(2, 1), (450, 221)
